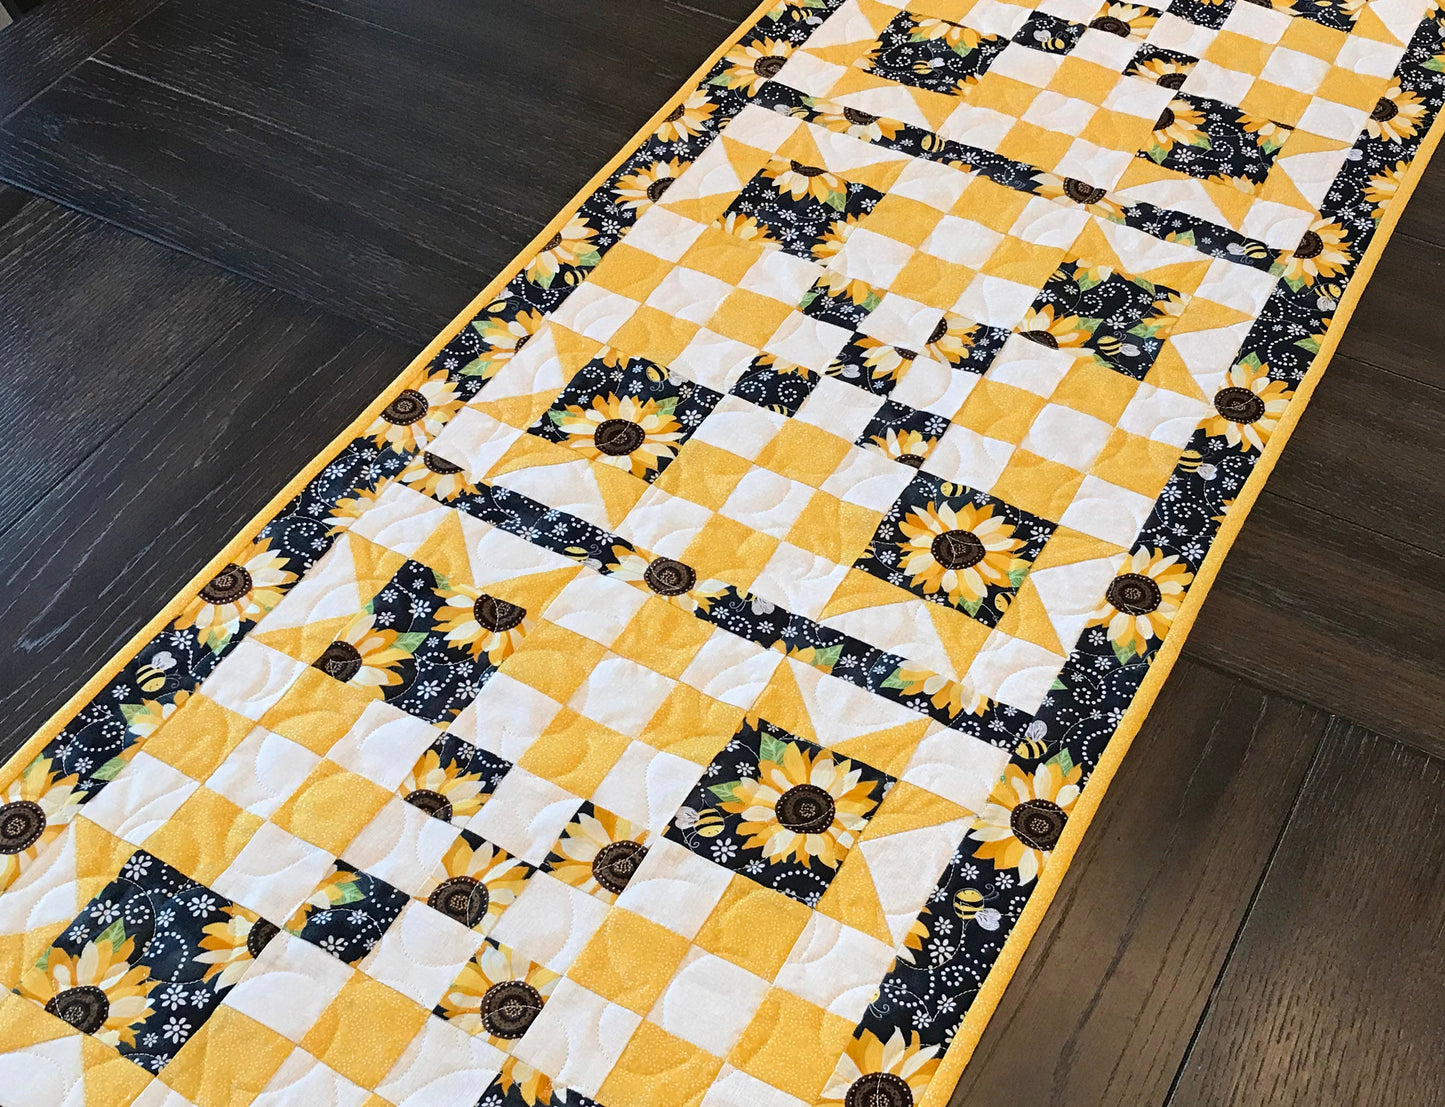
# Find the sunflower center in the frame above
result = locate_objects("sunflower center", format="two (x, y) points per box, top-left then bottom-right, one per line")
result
(791, 160), (826, 177)
(897, 452), (927, 469)
(199, 563), (253, 606)
(1371, 96), (1399, 122)
(931, 529), (986, 571)
(382, 388), (429, 427)
(843, 107), (878, 125)
(928, 316), (950, 345)
(246, 918), (280, 959)
(592, 840), (647, 894)
(776, 784), (837, 834)
(0, 800), (46, 854)
(1293, 230), (1324, 259)
(1010, 798), (1066, 851)
(1156, 70), (1187, 90)
(405, 789), (454, 821)
(1020, 329), (1059, 349)
(428, 875), (489, 925)
(845, 1071), (914, 1107)
(315, 641), (363, 682)
(1063, 177), (1106, 205)
(480, 980), (544, 1039)
(894, 347), (919, 362)
(1090, 15), (1131, 35)
(1213, 385), (1265, 425)
(423, 451), (463, 475)
(514, 332), (532, 352)
(1106, 572), (1162, 616)
(474, 594), (526, 633)
(645, 176), (675, 202)
(644, 557), (696, 596)
(45, 986), (109, 1035)
(1154, 106), (1175, 130)
(754, 54), (787, 78)
(665, 102), (688, 122)
(543, 232), (563, 251)
(594, 418), (645, 457)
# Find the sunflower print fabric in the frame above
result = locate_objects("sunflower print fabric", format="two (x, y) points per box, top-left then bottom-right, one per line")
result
(0, 0), (1441, 1103)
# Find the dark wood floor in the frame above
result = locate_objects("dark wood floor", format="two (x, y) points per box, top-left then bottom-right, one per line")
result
(0, 2), (1440, 1104)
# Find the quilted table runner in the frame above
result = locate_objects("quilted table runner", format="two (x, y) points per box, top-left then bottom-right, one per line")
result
(2, 0), (1441, 1102)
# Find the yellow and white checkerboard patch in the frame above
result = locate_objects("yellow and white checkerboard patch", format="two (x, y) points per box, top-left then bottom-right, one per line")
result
(0, 0), (1435, 1098)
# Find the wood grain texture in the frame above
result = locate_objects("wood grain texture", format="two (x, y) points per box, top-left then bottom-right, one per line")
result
(0, 198), (412, 760)
(1167, 726), (1445, 1107)
(949, 662), (1328, 1107)
(0, 0), (163, 119)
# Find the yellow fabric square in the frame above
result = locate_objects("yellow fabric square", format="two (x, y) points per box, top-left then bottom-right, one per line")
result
(81, 1035), (154, 1106)
(610, 596), (716, 678)
(140, 692), (254, 780)
(1050, 359), (1138, 423)
(694, 875), (810, 979)
(962, 72), (1040, 120)
(258, 667), (373, 756)
(680, 514), (779, 592)
(144, 787), (261, 887)
(991, 450), (1086, 522)
(859, 192), (945, 246)
(1202, 32), (1271, 74)
(890, 251), (975, 308)
(977, 235), (1064, 287)
(567, 906), (691, 1014)
(610, 304), (700, 367)
(1078, 108), (1155, 155)
(586, 242), (674, 302)
(1315, 68), (1389, 109)
(518, 708), (633, 797)
(652, 439), (753, 510)
(160, 1007), (292, 1106)
(679, 226), (771, 285)
(301, 975), (430, 1089)
(1238, 81), (1312, 128)
(786, 491), (881, 566)
(269, 760), (392, 855)
(755, 419), (852, 488)
(953, 379), (1046, 444)
(1048, 56), (1122, 98)
(727, 988), (854, 1101)
(1090, 428), (1183, 497)
(708, 288), (794, 347)
(954, 175), (1034, 234)
(1278, 14), (1346, 61)
(642, 684), (742, 763)
(499, 619), (609, 701)
(0, 990), (74, 1050)
(597, 1020), (724, 1107)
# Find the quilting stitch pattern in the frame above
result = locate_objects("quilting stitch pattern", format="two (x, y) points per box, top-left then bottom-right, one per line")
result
(1, 0), (1443, 1103)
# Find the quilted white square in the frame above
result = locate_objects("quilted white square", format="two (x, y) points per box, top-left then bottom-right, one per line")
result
(252, 1049), (371, 1107)
(343, 798), (460, 897)
(589, 741), (706, 833)
(647, 946), (771, 1056)
(540, 570), (650, 649)
(465, 767), (581, 865)
(678, 627), (785, 708)
(567, 654), (676, 736)
(448, 672), (564, 764)
(613, 837), (734, 939)
(774, 913), (898, 1023)
(221, 931), (353, 1042)
(376, 1013), (505, 1107)
(719, 468), (816, 540)
(79, 751), (198, 846)
(360, 900), (484, 1008)
(211, 822), (337, 926)
(510, 978), (643, 1098)
(489, 871), (612, 973)
(203, 726), (319, 820)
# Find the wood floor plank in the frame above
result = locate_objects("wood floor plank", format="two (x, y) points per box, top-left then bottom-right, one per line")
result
(0, 200), (413, 760)
(1182, 492), (1445, 759)
(0, 0), (163, 120)
(0, 61), (527, 344)
(0, 199), (270, 533)
(1333, 229), (1445, 389)
(947, 661), (1327, 1107)
(1167, 726), (1445, 1107)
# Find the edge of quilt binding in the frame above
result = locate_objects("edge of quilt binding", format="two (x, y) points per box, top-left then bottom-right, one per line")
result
(2, 1), (1441, 1101)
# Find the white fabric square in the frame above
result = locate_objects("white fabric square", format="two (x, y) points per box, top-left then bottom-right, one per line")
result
(1021, 90), (1098, 134)
(360, 901), (484, 1008)
(491, 871), (612, 972)
(621, 205), (708, 262)
(212, 822), (337, 925)
(775, 914), (898, 1023)
(795, 374), (884, 442)
(203, 727), (319, 820)
(1260, 46), (1330, 92)
(253, 1050), (371, 1107)
(467, 768), (581, 865)
(511, 978), (642, 1098)
(425, 406), (526, 480)
(222, 931), (353, 1042)
(1101, 75), (1176, 121)
(1057, 473), (1159, 546)
(988, 40), (1065, 86)
(1028, 552), (1131, 654)
(1221, 0), (1291, 41)
(763, 311), (854, 372)
(693, 395), (788, 460)
(1021, 403), (1114, 469)
(614, 837), (732, 939)
(747, 543), (851, 621)
(343, 798), (460, 897)
(448, 672), (563, 763)
(1294, 98), (1371, 144)
(567, 655), (675, 736)
(986, 333), (1077, 395)
(1052, 139), (1135, 190)
(1008, 197), (1092, 249)
(376, 1014), (505, 1107)
(820, 442), (915, 511)
(890, 354), (979, 416)
(953, 273), (1037, 329)
(671, 328), (757, 393)
(701, 1067), (810, 1107)
(343, 482), (451, 558)
(646, 265), (735, 323)
(901, 723), (1013, 813)
(856, 292), (942, 348)
(827, 226), (914, 286)
(921, 215), (1003, 269)
(889, 158), (973, 210)
(199, 640), (305, 721)
(648, 947), (770, 1055)
(616, 484), (716, 559)
(737, 248), (823, 304)
(1181, 60), (1255, 105)
(545, 283), (638, 344)
(491, 456), (614, 533)
(1116, 383), (1210, 447)
(960, 0), (1033, 35)
(540, 571), (650, 648)
(923, 424), (1015, 491)
(589, 741), (706, 833)
(1068, 29), (1139, 70)
(1192, 257), (1278, 316)
(938, 103), (1017, 150)
(679, 627), (785, 708)
(80, 752), (198, 846)
(1144, 12), (1217, 57)
(327, 701), (441, 791)
(964, 629), (1067, 713)
(719, 468), (816, 539)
